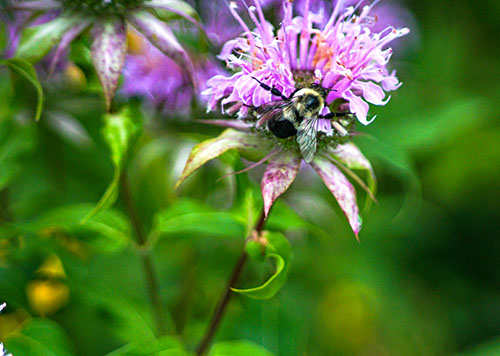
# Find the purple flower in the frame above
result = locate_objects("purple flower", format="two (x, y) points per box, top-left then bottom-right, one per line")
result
(178, 0), (409, 238)
(121, 31), (223, 116)
(199, 0), (282, 46)
(203, 0), (409, 126)
(5, 0), (200, 111)
(2, 10), (72, 78)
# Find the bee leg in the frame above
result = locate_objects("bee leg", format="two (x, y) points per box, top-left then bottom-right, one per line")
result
(319, 112), (350, 119)
(251, 76), (288, 100)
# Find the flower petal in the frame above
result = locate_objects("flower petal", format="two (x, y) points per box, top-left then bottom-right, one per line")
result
(328, 142), (376, 202)
(16, 16), (81, 63)
(354, 81), (391, 106)
(310, 154), (362, 238)
(128, 11), (196, 87)
(91, 18), (127, 111)
(261, 151), (301, 217)
(176, 129), (272, 188)
(343, 90), (374, 125)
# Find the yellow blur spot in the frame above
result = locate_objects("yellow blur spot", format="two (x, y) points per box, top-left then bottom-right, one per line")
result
(26, 255), (70, 316)
(37, 255), (66, 279)
(127, 30), (145, 55)
(64, 63), (86, 88)
(317, 281), (382, 354)
(26, 280), (70, 316)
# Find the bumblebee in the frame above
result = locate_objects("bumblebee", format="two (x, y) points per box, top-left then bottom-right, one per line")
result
(251, 77), (349, 163)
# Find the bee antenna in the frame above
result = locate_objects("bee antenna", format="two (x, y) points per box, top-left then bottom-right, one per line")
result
(251, 76), (288, 100)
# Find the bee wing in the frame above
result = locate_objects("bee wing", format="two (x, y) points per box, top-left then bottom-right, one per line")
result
(255, 99), (294, 127)
(296, 117), (318, 163)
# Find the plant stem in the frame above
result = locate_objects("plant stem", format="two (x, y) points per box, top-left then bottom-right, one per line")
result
(195, 209), (267, 355)
(120, 173), (167, 336)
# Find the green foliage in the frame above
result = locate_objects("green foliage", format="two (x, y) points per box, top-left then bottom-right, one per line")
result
(455, 337), (500, 356)
(105, 335), (188, 356)
(34, 204), (131, 253)
(0, 118), (36, 191)
(1, 1), (500, 356)
(0, 58), (44, 121)
(4, 319), (76, 356)
(16, 16), (80, 63)
(232, 232), (292, 300)
(82, 104), (143, 222)
(150, 199), (246, 244)
(149, 0), (199, 22)
(209, 341), (275, 356)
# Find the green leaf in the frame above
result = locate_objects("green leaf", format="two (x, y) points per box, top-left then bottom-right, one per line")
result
(148, 0), (200, 21)
(0, 119), (36, 190)
(0, 58), (44, 121)
(15, 16), (80, 63)
(265, 199), (331, 242)
(209, 341), (275, 356)
(4, 318), (76, 356)
(31, 204), (131, 253)
(232, 232), (292, 300)
(175, 129), (273, 188)
(104, 335), (188, 356)
(454, 337), (500, 356)
(150, 199), (246, 244)
(82, 105), (143, 222)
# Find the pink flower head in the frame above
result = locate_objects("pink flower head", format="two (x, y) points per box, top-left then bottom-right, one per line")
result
(179, 0), (410, 238)
(203, 0), (409, 127)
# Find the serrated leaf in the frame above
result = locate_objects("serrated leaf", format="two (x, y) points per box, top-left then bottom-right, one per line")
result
(105, 335), (188, 356)
(15, 16), (80, 63)
(232, 232), (292, 300)
(209, 341), (275, 356)
(0, 58), (44, 121)
(175, 129), (272, 188)
(4, 318), (76, 356)
(82, 105), (143, 222)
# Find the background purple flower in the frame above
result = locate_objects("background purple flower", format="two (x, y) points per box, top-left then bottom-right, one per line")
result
(7, 0), (200, 111)
(194, 0), (283, 46)
(121, 31), (224, 116)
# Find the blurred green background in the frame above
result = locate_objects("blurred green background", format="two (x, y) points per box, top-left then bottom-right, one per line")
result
(1, 0), (500, 355)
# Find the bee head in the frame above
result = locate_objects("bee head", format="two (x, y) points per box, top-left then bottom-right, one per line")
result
(309, 83), (335, 99)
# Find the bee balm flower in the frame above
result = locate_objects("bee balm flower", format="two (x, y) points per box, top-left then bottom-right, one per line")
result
(121, 31), (224, 116)
(203, 0), (409, 126)
(177, 0), (409, 238)
(4, 0), (200, 110)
